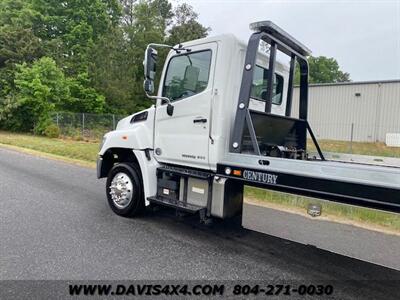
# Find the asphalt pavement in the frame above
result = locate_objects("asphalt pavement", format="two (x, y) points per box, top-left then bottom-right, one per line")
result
(0, 146), (399, 299)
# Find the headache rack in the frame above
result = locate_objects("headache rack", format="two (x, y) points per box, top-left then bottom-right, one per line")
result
(224, 21), (400, 214)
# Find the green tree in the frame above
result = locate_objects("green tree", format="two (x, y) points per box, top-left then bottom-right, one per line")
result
(3, 57), (70, 133)
(0, 0), (44, 98)
(167, 3), (210, 45)
(0, 57), (105, 133)
(296, 56), (350, 84)
(30, 0), (122, 75)
(151, 0), (173, 28)
(65, 73), (106, 113)
(89, 28), (138, 113)
(0, 0), (211, 130)
(91, 0), (175, 113)
(120, 0), (136, 26)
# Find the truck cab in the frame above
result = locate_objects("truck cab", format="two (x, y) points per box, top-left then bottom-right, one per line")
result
(153, 33), (290, 171)
(98, 27), (297, 216)
(102, 33), (291, 170)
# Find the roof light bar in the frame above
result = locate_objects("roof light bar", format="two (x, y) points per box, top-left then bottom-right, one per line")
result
(249, 20), (312, 56)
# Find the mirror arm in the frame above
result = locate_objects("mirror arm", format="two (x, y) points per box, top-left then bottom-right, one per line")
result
(147, 43), (172, 50)
(146, 43), (191, 53)
(145, 93), (174, 116)
(144, 93), (171, 104)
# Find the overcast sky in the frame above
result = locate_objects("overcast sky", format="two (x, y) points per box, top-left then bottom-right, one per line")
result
(178, 0), (400, 81)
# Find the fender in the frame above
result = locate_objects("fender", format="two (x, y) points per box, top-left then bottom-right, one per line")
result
(97, 147), (159, 203)
(99, 107), (155, 155)
(133, 149), (158, 203)
(97, 107), (159, 202)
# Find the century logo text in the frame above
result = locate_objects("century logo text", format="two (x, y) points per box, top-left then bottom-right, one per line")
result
(243, 170), (278, 184)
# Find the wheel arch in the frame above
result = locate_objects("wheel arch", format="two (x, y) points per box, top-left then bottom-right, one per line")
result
(98, 147), (140, 179)
(98, 147), (159, 203)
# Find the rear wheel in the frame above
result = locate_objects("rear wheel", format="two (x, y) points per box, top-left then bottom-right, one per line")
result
(106, 163), (144, 217)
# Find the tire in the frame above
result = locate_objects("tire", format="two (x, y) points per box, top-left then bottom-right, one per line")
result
(106, 163), (144, 217)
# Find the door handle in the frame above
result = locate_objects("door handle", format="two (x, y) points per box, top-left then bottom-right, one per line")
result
(193, 118), (207, 124)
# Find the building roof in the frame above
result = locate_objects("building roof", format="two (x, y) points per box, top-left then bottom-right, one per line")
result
(308, 79), (400, 87)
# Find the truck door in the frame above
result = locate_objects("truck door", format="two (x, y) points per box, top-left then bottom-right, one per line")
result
(154, 42), (217, 169)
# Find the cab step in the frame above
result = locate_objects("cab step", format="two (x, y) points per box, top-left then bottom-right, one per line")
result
(157, 165), (213, 180)
(147, 196), (206, 214)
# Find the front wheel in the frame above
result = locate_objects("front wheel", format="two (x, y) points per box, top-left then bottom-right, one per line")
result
(106, 163), (144, 217)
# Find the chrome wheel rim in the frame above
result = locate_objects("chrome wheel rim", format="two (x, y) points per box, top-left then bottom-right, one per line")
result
(109, 172), (134, 209)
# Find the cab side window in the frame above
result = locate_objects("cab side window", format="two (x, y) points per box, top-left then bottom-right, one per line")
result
(250, 65), (284, 105)
(162, 50), (212, 102)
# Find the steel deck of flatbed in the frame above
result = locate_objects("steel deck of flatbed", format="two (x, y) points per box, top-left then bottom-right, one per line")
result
(217, 153), (400, 213)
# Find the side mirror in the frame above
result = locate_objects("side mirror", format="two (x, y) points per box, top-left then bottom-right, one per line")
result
(143, 79), (154, 94)
(142, 43), (174, 116)
(143, 47), (157, 82)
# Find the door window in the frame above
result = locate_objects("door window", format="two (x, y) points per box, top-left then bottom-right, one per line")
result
(162, 50), (212, 102)
(250, 65), (284, 105)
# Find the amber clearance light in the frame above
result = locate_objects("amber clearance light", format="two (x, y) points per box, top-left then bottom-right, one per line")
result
(233, 170), (242, 176)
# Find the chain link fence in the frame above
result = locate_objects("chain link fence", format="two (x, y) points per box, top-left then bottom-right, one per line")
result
(50, 112), (400, 158)
(308, 121), (400, 159)
(51, 112), (126, 140)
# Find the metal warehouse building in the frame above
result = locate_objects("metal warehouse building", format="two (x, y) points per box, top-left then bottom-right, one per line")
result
(292, 80), (400, 142)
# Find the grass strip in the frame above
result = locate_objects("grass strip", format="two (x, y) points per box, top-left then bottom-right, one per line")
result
(1, 131), (398, 232)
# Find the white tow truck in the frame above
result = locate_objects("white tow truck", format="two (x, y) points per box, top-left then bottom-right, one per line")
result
(98, 21), (400, 269)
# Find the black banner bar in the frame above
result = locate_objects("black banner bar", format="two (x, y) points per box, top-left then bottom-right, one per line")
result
(217, 164), (400, 213)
